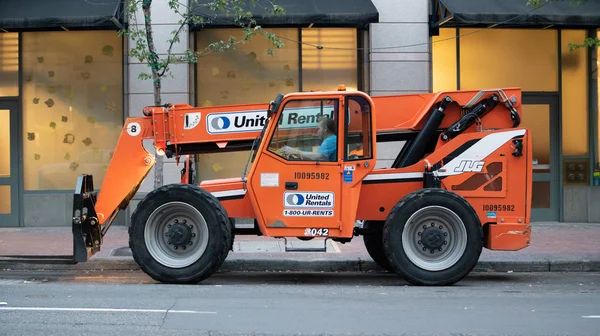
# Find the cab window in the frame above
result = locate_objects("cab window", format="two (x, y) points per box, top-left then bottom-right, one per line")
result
(344, 95), (373, 161)
(267, 98), (339, 162)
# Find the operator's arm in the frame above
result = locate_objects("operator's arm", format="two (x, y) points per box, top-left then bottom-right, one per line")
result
(281, 135), (336, 161)
(293, 150), (327, 161)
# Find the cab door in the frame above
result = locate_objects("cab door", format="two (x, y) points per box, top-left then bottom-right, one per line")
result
(248, 95), (345, 237)
(247, 93), (376, 238)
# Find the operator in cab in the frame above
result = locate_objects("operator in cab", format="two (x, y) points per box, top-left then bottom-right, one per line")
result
(280, 116), (337, 162)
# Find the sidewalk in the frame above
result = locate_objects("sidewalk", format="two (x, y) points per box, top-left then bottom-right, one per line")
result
(1, 222), (599, 273)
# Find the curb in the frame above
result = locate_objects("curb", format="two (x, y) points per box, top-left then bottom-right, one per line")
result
(1, 258), (599, 273)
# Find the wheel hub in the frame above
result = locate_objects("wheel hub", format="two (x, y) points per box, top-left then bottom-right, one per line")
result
(421, 226), (445, 250)
(401, 205), (468, 272)
(167, 222), (192, 246)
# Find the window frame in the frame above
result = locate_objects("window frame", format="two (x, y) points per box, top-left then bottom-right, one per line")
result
(343, 94), (374, 162)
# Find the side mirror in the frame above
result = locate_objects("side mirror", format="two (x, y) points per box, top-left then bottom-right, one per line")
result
(268, 93), (284, 116)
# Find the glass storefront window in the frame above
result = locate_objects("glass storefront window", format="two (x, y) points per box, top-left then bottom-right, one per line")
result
(301, 28), (357, 91)
(0, 109), (9, 177)
(521, 104), (551, 168)
(0, 33), (19, 97)
(21, 31), (123, 191)
(458, 28), (558, 91)
(195, 28), (299, 107)
(0, 185), (10, 214)
(561, 30), (589, 157)
(432, 28), (457, 92)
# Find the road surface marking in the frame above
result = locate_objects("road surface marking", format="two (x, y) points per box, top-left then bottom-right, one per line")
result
(0, 307), (216, 314)
(582, 315), (600, 318)
(0, 302), (7, 305)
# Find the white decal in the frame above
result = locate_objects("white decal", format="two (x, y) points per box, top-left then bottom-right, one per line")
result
(437, 129), (525, 177)
(304, 228), (330, 236)
(184, 112), (201, 130)
(210, 189), (246, 198)
(283, 209), (334, 217)
(126, 122), (141, 136)
(260, 172), (279, 187)
(206, 106), (334, 134)
(284, 192), (334, 208)
(363, 172), (423, 181)
(453, 159), (485, 173)
(363, 129), (527, 182)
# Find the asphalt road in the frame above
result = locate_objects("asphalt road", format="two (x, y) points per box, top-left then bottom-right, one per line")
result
(0, 271), (598, 336)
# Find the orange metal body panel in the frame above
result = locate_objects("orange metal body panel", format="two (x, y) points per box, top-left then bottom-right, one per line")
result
(355, 127), (532, 246)
(91, 87), (531, 251)
(486, 223), (531, 250)
(93, 117), (155, 223)
(180, 156), (191, 184)
(370, 88), (522, 131)
(145, 102), (272, 148)
(199, 177), (255, 219)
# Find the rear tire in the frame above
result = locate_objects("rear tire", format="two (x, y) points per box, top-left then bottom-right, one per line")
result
(382, 188), (483, 286)
(129, 183), (231, 284)
(362, 220), (392, 272)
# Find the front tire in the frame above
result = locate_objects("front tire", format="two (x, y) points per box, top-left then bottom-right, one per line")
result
(383, 189), (483, 286)
(362, 220), (392, 272)
(129, 184), (231, 284)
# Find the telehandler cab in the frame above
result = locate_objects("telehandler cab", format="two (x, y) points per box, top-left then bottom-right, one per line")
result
(71, 86), (532, 286)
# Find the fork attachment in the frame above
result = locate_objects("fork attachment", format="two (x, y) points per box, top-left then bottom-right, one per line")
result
(72, 174), (102, 262)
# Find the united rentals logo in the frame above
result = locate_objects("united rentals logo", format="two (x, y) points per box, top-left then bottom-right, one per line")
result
(206, 111), (267, 134)
(210, 115), (232, 131)
(284, 192), (334, 208)
(206, 107), (334, 134)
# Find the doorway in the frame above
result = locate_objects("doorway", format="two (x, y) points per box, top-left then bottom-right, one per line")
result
(521, 93), (560, 221)
(0, 99), (20, 227)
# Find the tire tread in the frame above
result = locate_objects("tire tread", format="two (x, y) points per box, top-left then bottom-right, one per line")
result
(382, 188), (483, 286)
(128, 183), (231, 284)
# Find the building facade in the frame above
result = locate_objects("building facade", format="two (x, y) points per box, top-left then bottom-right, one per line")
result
(0, 0), (599, 228)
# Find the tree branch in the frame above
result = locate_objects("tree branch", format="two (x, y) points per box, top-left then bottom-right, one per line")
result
(141, 0), (162, 106)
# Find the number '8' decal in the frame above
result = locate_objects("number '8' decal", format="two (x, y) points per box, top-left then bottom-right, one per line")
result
(127, 122), (141, 136)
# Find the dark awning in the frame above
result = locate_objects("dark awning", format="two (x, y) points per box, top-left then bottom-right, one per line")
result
(432, 0), (600, 28)
(189, 0), (379, 29)
(0, 0), (125, 31)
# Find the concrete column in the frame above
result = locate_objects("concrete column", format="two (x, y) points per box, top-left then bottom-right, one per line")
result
(125, 0), (192, 222)
(369, 0), (432, 167)
(369, 0), (431, 96)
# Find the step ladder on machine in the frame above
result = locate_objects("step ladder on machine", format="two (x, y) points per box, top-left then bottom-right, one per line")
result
(280, 237), (330, 252)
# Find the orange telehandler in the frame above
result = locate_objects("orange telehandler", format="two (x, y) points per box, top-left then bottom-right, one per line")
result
(70, 86), (532, 286)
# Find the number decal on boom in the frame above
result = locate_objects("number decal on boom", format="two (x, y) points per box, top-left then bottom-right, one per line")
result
(127, 122), (141, 136)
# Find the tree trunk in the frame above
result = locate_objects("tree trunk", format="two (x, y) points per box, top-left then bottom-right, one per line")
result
(142, 0), (163, 188)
